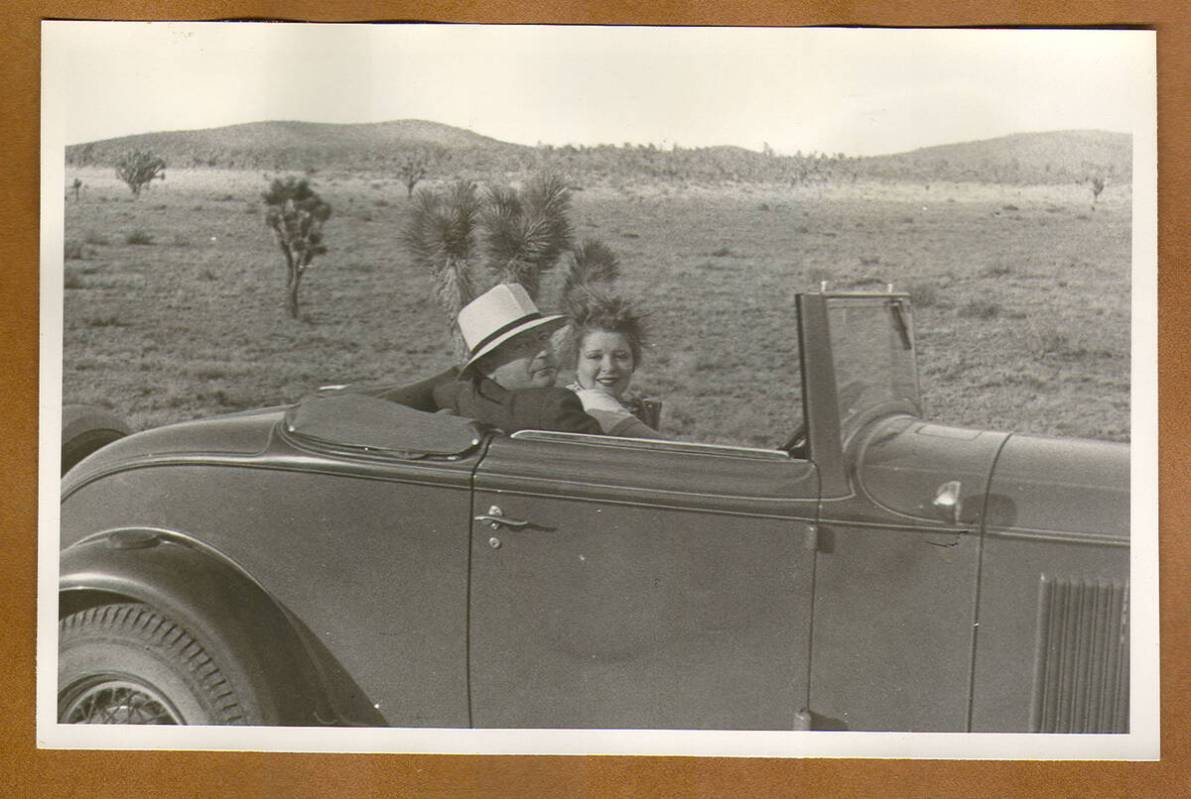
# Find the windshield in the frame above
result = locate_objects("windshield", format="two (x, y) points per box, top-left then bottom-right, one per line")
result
(825, 296), (921, 437)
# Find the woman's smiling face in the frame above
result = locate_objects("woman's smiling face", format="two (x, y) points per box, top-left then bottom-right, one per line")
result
(576, 329), (636, 399)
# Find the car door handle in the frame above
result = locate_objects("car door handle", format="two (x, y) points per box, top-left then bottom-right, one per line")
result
(475, 505), (529, 530)
(474, 515), (529, 529)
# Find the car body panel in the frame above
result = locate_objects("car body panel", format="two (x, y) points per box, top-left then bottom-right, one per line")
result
(984, 434), (1130, 540)
(58, 531), (352, 725)
(61, 435), (481, 726)
(808, 522), (981, 731)
(968, 433), (1130, 732)
(968, 534), (1128, 732)
(64, 409), (280, 485)
(856, 416), (1010, 526)
(468, 432), (818, 729)
(807, 414), (1008, 731)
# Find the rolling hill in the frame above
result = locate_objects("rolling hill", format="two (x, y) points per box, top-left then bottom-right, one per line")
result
(66, 121), (1130, 186)
(67, 119), (529, 172)
(77, 119), (514, 154)
(855, 130), (1131, 184)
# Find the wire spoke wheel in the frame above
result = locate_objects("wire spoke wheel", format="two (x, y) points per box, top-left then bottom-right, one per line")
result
(58, 603), (261, 726)
(60, 675), (183, 724)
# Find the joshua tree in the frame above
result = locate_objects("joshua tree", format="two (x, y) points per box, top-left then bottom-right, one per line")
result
(402, 172), (580, 357)
(115, 150), (166, 197)
(398, 153), (429, 198)
(69, 178), (83, 201)
(262, 177), (332, 319)
(401, 180), (481, 357)
(1090, 176), (1107, 209)
(481, 172), (573, 301)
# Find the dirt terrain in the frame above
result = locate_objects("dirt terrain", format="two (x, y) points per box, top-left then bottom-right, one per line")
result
(61, 167), (1131, 446)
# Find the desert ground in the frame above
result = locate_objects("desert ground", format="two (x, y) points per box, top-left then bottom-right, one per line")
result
(60, 167), (1131, 447)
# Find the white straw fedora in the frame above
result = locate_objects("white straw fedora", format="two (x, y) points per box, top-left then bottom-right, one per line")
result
(458, 283), (567, 374)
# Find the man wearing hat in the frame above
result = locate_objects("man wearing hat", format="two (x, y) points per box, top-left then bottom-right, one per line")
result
(433, 283), (603, 435)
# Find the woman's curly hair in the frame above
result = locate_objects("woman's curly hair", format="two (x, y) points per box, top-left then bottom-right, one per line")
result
(561, 287), (648, 367)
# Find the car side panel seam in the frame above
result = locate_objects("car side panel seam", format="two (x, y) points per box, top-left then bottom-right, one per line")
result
(463, 436), (495, 729)
(964, 431), (1016, 732)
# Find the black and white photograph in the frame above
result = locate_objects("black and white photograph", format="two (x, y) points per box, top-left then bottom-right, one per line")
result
(37, 22), (1157, 758)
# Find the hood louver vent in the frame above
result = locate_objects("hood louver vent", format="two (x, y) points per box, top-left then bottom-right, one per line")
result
(1030, 575), (1129, 733)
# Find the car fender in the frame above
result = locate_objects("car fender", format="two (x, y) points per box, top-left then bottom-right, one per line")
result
(59, 528), (381, 726)
(61, 405), (131, 476)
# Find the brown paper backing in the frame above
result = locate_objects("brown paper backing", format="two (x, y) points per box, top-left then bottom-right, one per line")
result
(2, 3), (1188, 796)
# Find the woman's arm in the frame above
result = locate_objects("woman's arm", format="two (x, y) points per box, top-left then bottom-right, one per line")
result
(594, 410), (669, 440)
(572, 389), (669, 439)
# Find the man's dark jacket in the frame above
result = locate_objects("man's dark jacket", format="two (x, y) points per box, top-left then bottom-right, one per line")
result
(433, 376), (602, 435)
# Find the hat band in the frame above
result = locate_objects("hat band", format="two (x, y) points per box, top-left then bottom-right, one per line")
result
(469, 312), (544, 357)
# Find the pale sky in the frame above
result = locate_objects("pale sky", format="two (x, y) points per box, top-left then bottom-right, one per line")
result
(43, 23), (1153, 157)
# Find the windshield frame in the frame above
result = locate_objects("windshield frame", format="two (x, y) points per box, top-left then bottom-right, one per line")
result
(796, 291), (923, 497)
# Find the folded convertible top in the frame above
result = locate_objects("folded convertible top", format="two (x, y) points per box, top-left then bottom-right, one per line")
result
(285, 392), (484, 458)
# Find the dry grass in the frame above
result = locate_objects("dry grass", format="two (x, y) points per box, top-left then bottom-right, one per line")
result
(960, 299), (1002, 320)
(124, 229), (155, 245)
(64, 240), (87, 261)
(61, 168), (1131, 443)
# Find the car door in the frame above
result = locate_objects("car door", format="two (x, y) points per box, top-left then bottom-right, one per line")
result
(467, 432), (818, 729)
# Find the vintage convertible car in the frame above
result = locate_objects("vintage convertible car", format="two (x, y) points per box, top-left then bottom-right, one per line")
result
(56, 291), (1130, 732)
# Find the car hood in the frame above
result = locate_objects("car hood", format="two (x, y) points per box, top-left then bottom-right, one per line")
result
(985, 433), (1130, 541)
(854, 416), (1129, 542)
(62, 406), (286, 496)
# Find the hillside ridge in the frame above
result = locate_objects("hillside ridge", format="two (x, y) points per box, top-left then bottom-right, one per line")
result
(66, 121), (1130, 185)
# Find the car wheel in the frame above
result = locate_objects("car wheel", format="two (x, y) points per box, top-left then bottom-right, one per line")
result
(58, 603), (259, 725)
(62, 405), (131, 476)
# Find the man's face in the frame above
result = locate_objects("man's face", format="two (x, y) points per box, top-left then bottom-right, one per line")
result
(480, 327), (558, 390)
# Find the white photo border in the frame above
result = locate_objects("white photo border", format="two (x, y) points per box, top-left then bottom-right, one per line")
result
(36, 21), (1159, 759)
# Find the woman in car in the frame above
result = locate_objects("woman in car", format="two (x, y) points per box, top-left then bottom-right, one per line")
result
(563, 290), (667, 439)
